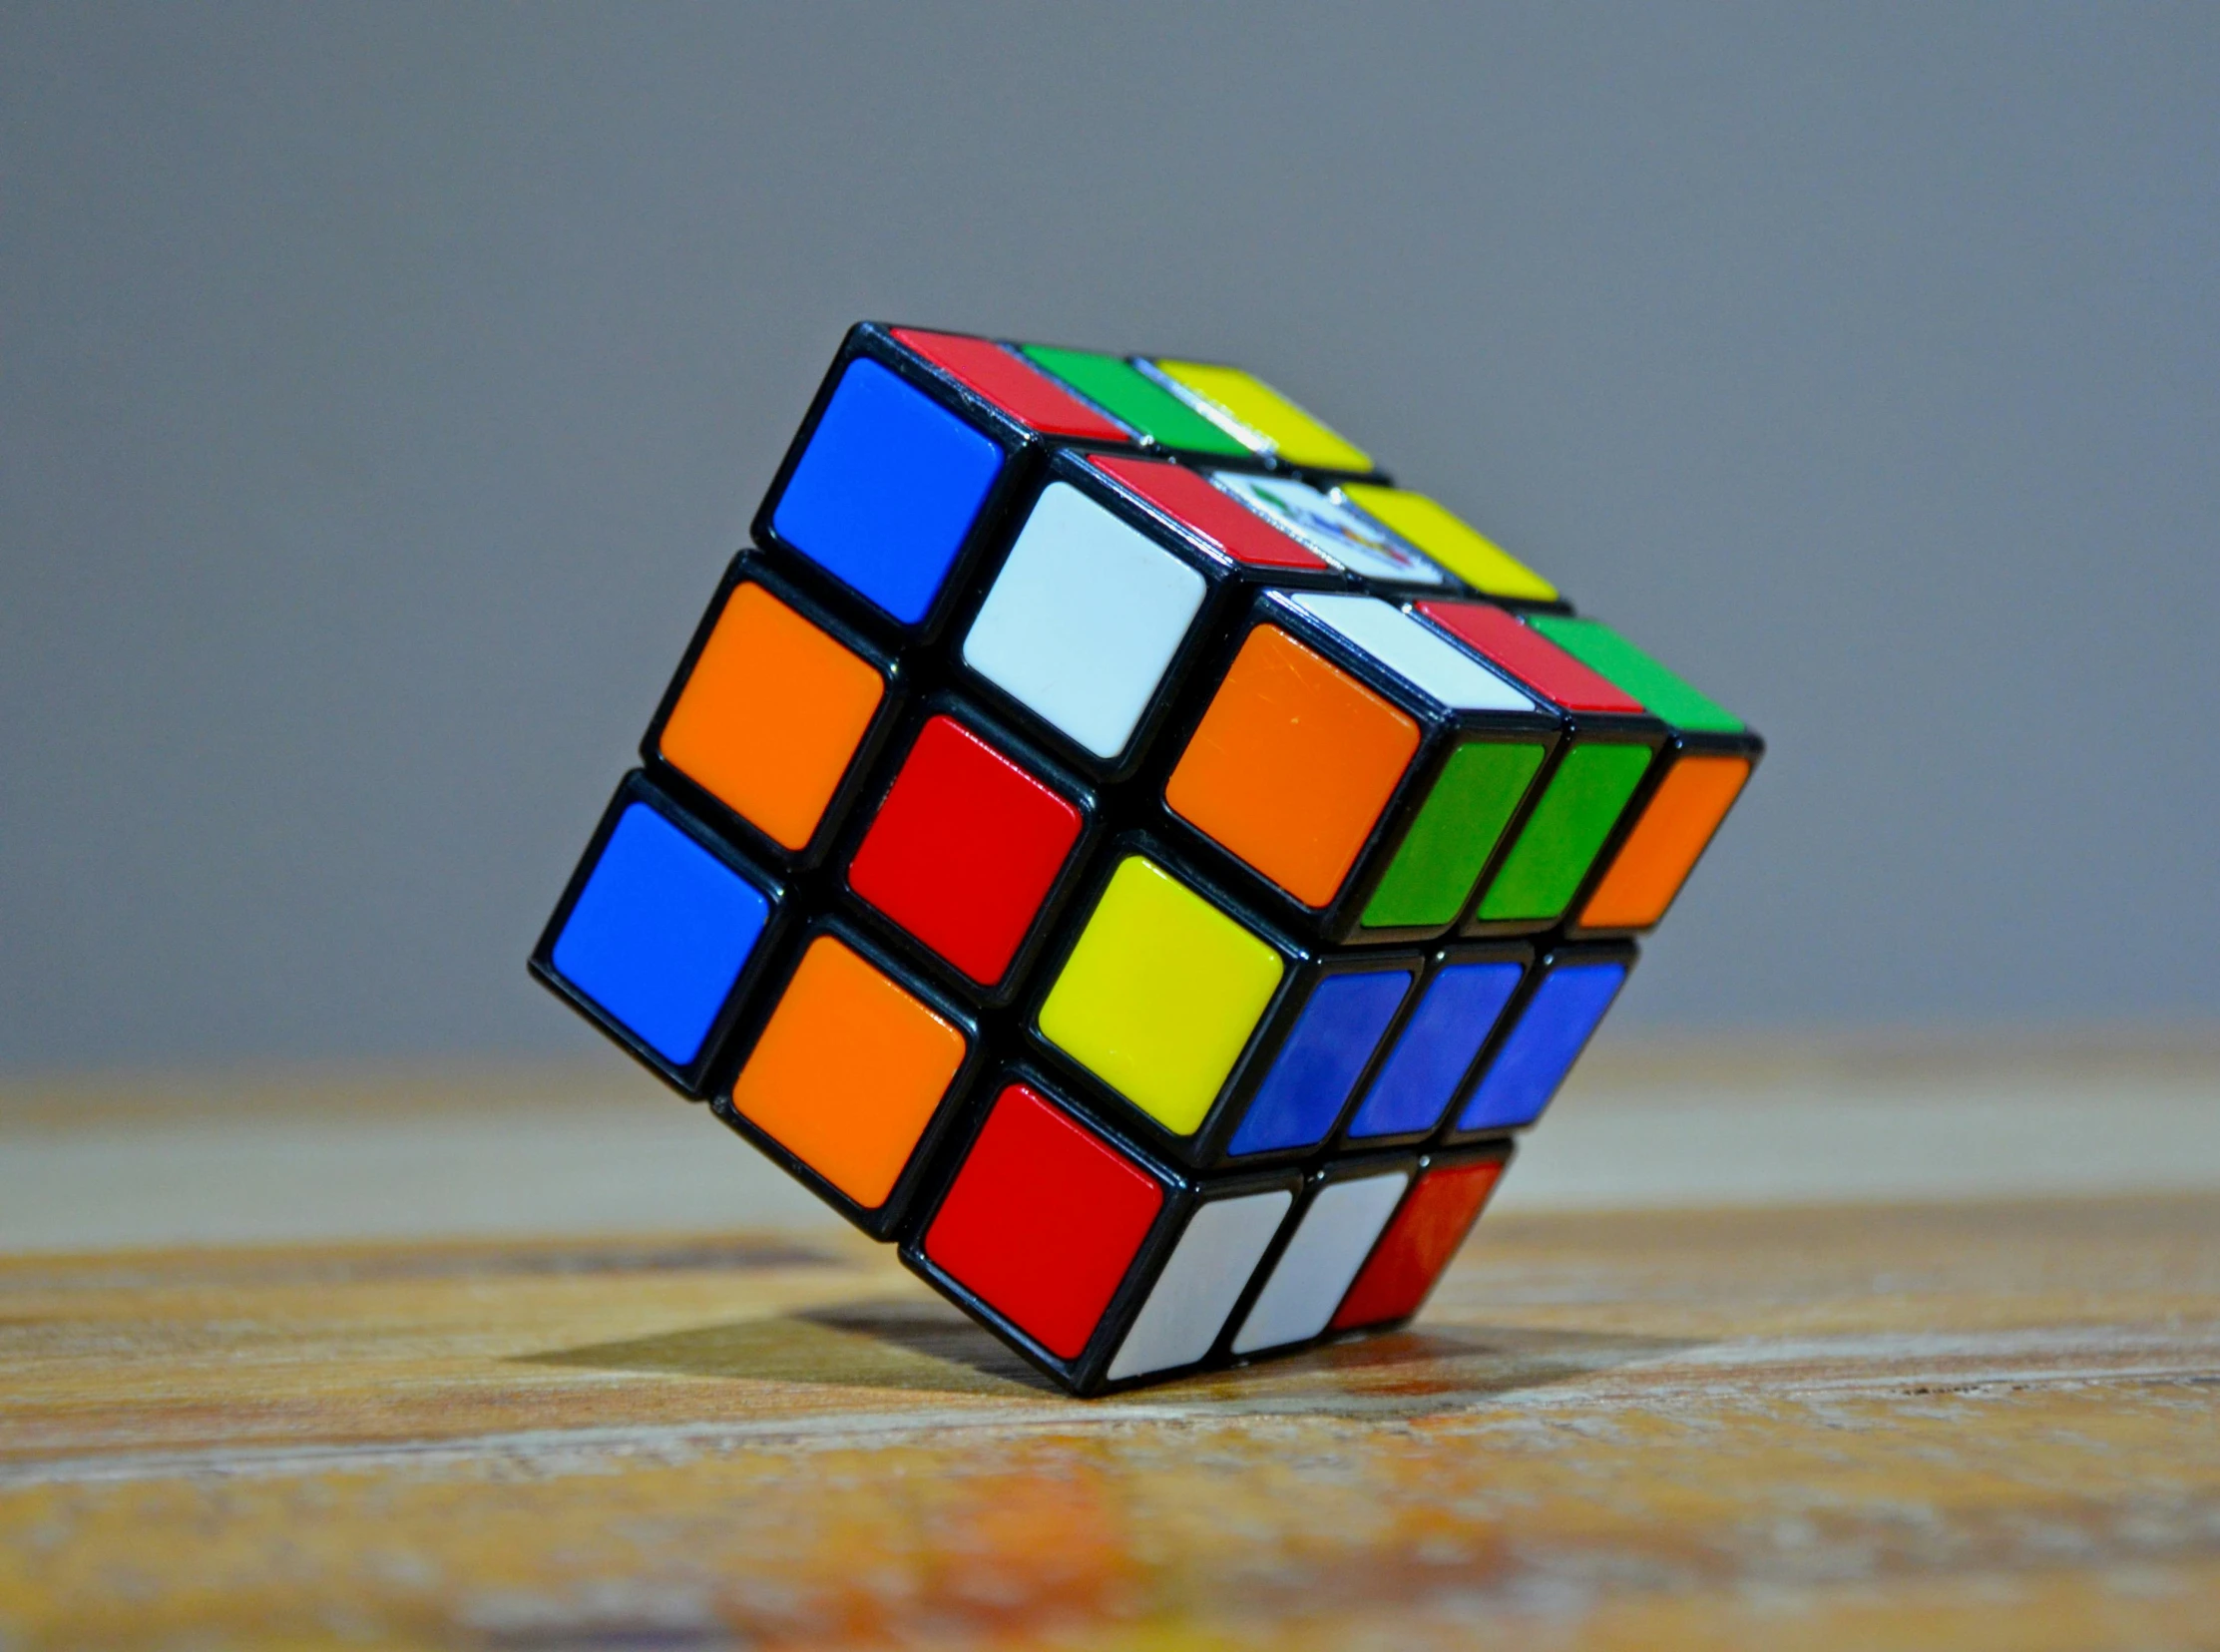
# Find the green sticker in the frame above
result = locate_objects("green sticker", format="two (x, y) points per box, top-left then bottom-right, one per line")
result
(1527, 616), (1743, 733)
(1361, 741), (1546, 930)
(1478, 742), (1655, 921)
(1020, 345), (1250, 457)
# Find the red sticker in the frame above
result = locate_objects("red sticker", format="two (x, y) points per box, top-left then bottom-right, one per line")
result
(1089, 453), (1333, 572)
(1416, 601), (1644, 714)
(1330, 1158), (1504, 1331)
(892, 328), (1132, 442)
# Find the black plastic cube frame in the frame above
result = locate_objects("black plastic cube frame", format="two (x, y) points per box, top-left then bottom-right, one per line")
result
(702, 914), (990, 1242)
(1328, 939), (1538, 1154)
(825, 688), (1104, 1011)
(1435, 937), (1641, 1149)
(1558, 724), (1767, 940)
(1017, 828), (1411, 1174)
(1210, 1147), (1423, 1370)
(1146, 587), (1565, 949)
(898, 1061), (1306, 1398)
(528, 769), (791, 1101)
(640, 552), (909, 876)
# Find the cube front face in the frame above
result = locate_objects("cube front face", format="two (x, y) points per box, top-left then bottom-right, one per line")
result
(538, 320), (1761, 1396)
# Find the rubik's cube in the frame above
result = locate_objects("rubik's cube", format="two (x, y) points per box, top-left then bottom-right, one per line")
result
(532, 324), (1761, 1395)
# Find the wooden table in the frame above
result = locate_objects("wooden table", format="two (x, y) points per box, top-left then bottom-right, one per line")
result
(5, 1180), (2216, 1649)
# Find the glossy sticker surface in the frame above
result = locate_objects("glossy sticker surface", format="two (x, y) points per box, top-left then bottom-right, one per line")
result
(847, 716), (1085, 988)
(1088, 455), (1330, 572)
(1037, 857), (1286, 1136)
(728, 936), (967, 1208)
(1578, 754), (1752, 930)
(771, 358), (1004, 625)
(924, 1083), (1164, 1361)
(1345, 961), (1524, 1139)
(1150, 360), (1375, 473)
(552, 804), (771, 1066)
(1340, 485), (1557, 602)
(659, 582), (887, 852)
(1227, 968), (1415, 1156)
(1282, 593), (1533, 711)
(1360, 741), (1547, 930)
(1231, 1170), (1411, 1355)
(1165, 625), (1420, 909)
(962, 483), (1207, 762)
(1331, 1158), (1506, 1330)
(1416, 601), (1643, 713)
(1458, 962), (1628, 1132)
(1105, 1190), (1293, 1381)
(1020, 345), (1250, 456)
(1476, 744), (1654, 922)
(1526, 615), (1745, 733)
(890, 328), (1131, 442)
(1215, 475), (1452, 586)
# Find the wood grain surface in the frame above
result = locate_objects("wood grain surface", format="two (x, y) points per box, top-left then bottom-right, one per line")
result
(3, 1190), (2216, 1649)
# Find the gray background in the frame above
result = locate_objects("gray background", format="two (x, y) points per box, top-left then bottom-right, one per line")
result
(3, 3), (2214, 1072)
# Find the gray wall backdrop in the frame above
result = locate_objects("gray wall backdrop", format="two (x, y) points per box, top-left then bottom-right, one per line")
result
(3, 3), (2215, 1070)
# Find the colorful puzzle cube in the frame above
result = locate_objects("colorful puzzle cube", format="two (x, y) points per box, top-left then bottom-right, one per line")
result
(532, 322), (1762, 1395)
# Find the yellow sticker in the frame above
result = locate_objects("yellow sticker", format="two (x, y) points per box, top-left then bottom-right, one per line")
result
(1038, 857), (1285, 1135)
(1150, 360), (1375, 474)
(1339, 484), (1558, 603)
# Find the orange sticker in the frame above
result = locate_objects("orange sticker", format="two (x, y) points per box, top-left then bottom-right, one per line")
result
(1578, 754), (1751, 930)
(729, 936), (967, 1208)
(659, 583), (885, 851)
(1165, 625), (1419, 909)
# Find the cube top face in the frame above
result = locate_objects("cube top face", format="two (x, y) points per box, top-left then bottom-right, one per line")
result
(650, 571), (894, 864)
(1020, 346), (1255, 459)
(919, 1078), (1167, 1365)
(1340, 486), (1559, 604)
(845, 709), (1089, 996)
(1526, 615), (1746, 735)
(535, 777), (782, 1090)
(887, 327), (1134, 444)
(1451, 946), (1633, 1139)
(723, 927), (973, 1230)
(960, 479), (1211, 773)
(1144, 359), (1376, 476)
(766, 353), (1009, 633)
(1210, 474), (1455, 588)
(1036, 853), (1289, 1142)
(1085, 454), (1338, 575)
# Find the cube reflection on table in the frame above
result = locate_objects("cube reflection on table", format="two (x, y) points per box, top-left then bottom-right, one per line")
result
(529, 321), (1763, 1395)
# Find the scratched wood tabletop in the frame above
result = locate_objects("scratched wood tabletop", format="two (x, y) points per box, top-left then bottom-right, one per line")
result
(3, 1055), (2217, 1650)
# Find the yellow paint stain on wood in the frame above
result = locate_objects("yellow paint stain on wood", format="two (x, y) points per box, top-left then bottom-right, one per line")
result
(1, 1197), (2216, 1649)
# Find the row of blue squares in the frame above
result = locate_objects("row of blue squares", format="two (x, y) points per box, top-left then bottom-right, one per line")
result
(1458, 962), (1628, 1133)
(771, 356), (1006, 626)
(552, 802), (773, 1066)
(1227, 968), (1413, 1156)
(1346, 961), (1525, 1140)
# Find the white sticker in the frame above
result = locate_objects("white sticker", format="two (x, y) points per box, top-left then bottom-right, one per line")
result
(1211, 473), (1454, 587)
(963, 483), (1208, 761)
(1231, 1170), (1411, 1355)
(1278, 593), (1535, 713)
(1106, 1189), (1293, 1381)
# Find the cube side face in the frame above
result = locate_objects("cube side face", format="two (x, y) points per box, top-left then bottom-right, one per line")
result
(1099, 1179), (1300, 1390)
(1330, 1143), (1514, 1333)
(1225, 1156), (1416, 1360)
(1220, 960), (1421, 1161)
(1573, 746), (1756, 933)
(840, 701), (1095, 1003)
(530, 772), (786, 1097)
(712, 921), (983, 1239)
(752, 328), (1031, 643)
(1445, 942), (1637, 1142)
(643, 560), (902, 870)
(1340, 946), (1531, 1148)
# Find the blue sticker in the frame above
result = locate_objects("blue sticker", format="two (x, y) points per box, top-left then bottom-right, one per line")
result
(1228, 969), (1413, 1155)
(1346, 961), (1524, 1139)
(553, 803), (772, 1065)
(771, 357), (1004, 625)
(1456, 962), (1627, 1132)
